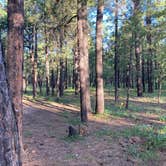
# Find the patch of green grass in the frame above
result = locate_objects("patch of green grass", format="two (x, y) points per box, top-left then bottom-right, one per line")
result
(105, 108), (138, 120)
(68, 118), (81, 126)
(118, 125), (166, 151)
(126, 144), (158, 162)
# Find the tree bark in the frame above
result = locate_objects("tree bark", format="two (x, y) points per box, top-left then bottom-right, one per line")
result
(125, 43), (132, 109)
(142, 44), (146, 92)
(31, 25), (38, 98)
(114, 0), (119, 102)
(45, 28), (50, 96)
(0, 42), (21, 166)
(50, 69), (56, 96)
(95, 0), (105, 114)
(73, 45), (80, 95)
(59, 28), (65, 97)
(77, 0), (92, 122)
(56, 63), (60, 101)
(146, 8), (154, 93)
(65, 58), (68, 89)
(6, 0), (24, 165)
(133, 0), (143, 97)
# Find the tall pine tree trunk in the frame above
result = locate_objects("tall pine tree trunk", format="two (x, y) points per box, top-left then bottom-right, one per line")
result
(6, 0), (24, 164)
(45, 27), (50, 96)
(133, 0), (143, 97)
(32, 25), (38, 98)
(126, 42), (132, 109)
(95, 0), (105, 114)
(114, 0), (119, 102)
(146, 10), (153, 93)
(73, 45), (80, 95)
(59, 28), (65, 97)
(0, 42), (21, 166)
(142, 44), (146, 92)
(77, 0), (91, 122)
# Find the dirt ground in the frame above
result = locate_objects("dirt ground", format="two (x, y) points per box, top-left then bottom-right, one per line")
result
(23, 97), (166, 166)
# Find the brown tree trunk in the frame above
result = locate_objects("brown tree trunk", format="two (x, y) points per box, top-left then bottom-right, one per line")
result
(59, 29), (65, 97)
(73, 45), (80, 95)
(142, 44), (146, 92)
(65, 58), (68, 89)
(133, 0), (143, 97)
(0, 42), (21, 166)
(158, 77), (162, 104)
(38, 74), (43, 95)
(146, 10), (154, 93)
(59, 58), (65, 97)
(126, 43), (132, 109)
(50, 69), (56, 96)
(95, 0), (105, 114)
(45, 30), (50, 96)
(77, 0), (92, 122)
(6, 0), (24, 165)
(114, 0), (119, 103)
(31, 25), (38, 98)
(56, 63), (60, 101)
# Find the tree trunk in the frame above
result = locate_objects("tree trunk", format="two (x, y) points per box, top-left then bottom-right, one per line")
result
(158, 78), (162, 104)
(59, 28), (65, 97)
(6, 0), (24, 164)
(114, 0), (119, 102)
(50, 69), (56, 96)
(146, 10), (154, 93)
(77, 0), (92, 122)
(125, 43), (132, 109)
(95, 0), (105, 114)
(56, 63), (60, 101)
(59, 58), (65, 97)
(65, 58), (68, 89)
(142, 44), (146, 92)
(45, 31), (50, 96)
(38, 74), (43, 95)
(32, 25), (38, 98)
(0, 42), (21, 166)
(73, 45), (80, 95)
(133, 0), (143, 97)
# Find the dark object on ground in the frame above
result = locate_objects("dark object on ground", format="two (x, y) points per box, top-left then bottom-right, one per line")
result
(68, 125), (78, 137)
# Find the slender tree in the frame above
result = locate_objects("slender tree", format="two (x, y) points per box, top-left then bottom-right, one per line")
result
(32, 25), (38, 98)
(73, 45), (80, 95)
(114, 0), (119, 102)
(45, 25), (50, 96)
(6, 0), (24, 165)
(77, 0), (92, 122)
(95, 0), (105, 114)
(133, 0), (143, 97)
(146, 0), (153, 93)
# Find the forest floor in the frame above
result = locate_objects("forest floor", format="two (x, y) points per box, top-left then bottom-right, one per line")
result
(23, 88), (166, 166)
